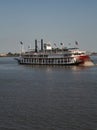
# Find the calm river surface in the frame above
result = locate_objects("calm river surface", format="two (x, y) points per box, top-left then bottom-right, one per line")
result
(0, 57), (97, 130)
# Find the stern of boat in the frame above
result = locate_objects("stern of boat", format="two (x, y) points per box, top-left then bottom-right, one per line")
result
(77, 55), (94, 66)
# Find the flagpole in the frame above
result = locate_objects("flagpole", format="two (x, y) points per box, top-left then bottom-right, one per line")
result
(60, 43), (64, 53)
(75, 41), (78, 48)
(20, 41), (23, 57)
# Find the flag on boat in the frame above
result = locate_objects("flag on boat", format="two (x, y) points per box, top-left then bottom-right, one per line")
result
(54, 43), (57, 47)
(20, 41), (23, 45)
(75, 41), (78, 45)
(60, 43), (63, 45)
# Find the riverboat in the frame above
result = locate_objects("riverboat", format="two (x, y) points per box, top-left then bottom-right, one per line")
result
(16, 39), (91, 66)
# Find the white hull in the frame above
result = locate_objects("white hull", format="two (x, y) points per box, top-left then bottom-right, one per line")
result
(16, 56), (83, 66)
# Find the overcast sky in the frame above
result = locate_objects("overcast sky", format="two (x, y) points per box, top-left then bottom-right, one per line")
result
(0, 0), (97, 53)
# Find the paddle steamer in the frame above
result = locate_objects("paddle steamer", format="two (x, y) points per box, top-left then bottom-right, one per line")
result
(16, 39), (91, 66)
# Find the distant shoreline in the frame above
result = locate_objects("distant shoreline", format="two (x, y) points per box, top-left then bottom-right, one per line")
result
(0, 52), (19, 57)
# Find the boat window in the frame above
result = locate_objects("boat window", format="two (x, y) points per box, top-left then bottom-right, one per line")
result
(64, 54), (72, 56)
(74, 53), (80, 55)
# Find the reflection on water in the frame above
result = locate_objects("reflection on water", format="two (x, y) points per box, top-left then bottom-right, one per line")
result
(20, 64), (95, 72)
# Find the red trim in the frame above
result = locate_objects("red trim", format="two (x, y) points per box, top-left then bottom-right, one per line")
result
(78, 55), (90, 62)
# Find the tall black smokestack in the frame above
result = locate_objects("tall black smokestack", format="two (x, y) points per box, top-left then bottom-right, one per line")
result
(35, 39), (37, 52)
(41, 39), (43, 51)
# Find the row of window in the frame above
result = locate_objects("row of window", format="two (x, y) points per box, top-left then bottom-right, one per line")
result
(23, 55), (48, 58)
(21, 58), (73, 64)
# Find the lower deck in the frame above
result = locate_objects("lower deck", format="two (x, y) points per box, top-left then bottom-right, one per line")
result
(18, 57), (81, 65)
